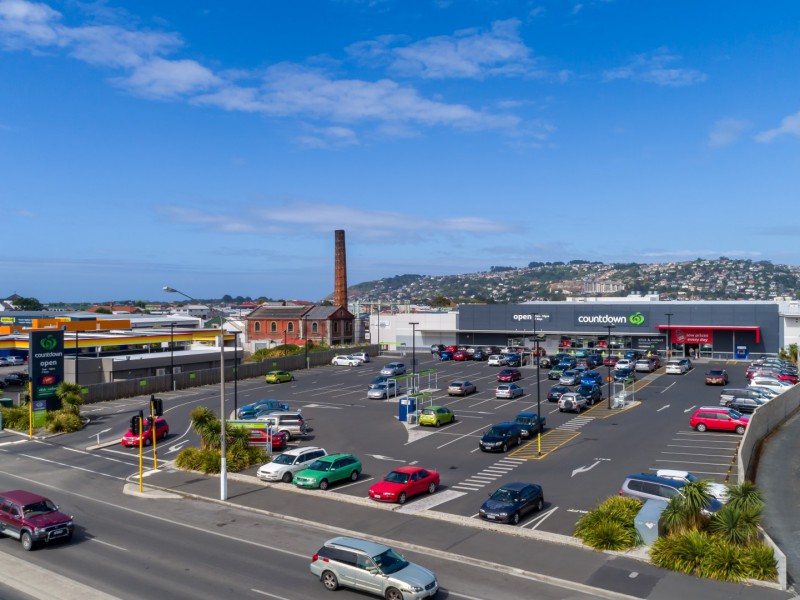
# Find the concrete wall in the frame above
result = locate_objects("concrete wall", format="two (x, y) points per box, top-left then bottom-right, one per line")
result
(737, 383), (800, 591)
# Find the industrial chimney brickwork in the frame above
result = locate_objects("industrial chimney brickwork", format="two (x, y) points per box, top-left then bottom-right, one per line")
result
(334, 230), (348, 308)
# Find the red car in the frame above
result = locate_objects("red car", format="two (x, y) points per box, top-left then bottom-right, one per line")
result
(453, 351), (471, 361)
(497, 368), (522, 382)
(751, 370), (798, 384)
(444, 345), (458, 354)
(368, 466), (440, 505)
(704, 370), (729, 385)
(604, 356), (620, 367)
(121, 417), (169, 447)
(247, 430), (287, 451)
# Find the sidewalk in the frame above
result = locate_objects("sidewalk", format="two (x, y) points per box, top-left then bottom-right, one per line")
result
(141, 466), (792, 600)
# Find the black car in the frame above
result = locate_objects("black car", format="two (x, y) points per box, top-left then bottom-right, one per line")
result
(479, 482), (544, 524)
(479, 423), (523, 452)
(547, 385), (570, 402)
(430, 344), (445, 355)
(472, 350), (487, 361)
(514, 412), (546, 438)
(726, 397), (766, 414)
(624, 351), (643, 361)
(3, 372), (30, 386)
(576, 383), (602, 405)
(587, 354), (604, 368)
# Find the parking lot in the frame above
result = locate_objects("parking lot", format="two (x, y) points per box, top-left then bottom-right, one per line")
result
(76, 351), (750, 537)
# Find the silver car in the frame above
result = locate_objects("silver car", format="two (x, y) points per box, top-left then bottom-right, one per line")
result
(368, 382), (399, 399)
(310, 536), (438, 600)
(380, 362), (407, 376)
(559, 370), (582, 386)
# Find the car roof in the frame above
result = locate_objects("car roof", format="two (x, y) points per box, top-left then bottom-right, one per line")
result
(0, 489), (48, 504)
(489, 422), (517, 428)
(316, 453), (353, 462)
(516, 411), (537, 418)
(626, 473), (685, 487)
(325, 536), (389, 556)
(283, 446), (325, 456)
(496, 482), (536, 492)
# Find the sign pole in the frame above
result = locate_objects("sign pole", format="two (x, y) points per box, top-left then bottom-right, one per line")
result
(138, 418), (143, 493)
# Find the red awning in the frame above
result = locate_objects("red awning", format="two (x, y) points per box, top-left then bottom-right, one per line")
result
(655, 325), (760, 343)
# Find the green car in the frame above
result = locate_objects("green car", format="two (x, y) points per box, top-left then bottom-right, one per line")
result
(293, 454), (361, 490)
(548, 365), (567, 380)
(265, 370), (294, 384)
(418, 406), (455, 427)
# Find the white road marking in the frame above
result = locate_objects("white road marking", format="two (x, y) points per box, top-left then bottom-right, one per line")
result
(252, 589), (291, 600)
(395, 490), (466, 514)
(660, 382), (676, 394)
(452, 484), (482, 491)
(571, 460), (602, 477)
(522, 506), (559, 530)
(0, 440), (28, 447)
(87, 538), (129, 552)
(656, 405), (670, 412)
(684, 405), (697, 413)
(661, 451), (733, 458)
(656, 459), (733, 467)
(436, 426), (486, 449)
(330, 476), (374, 491)
(16, 453), (127, 480)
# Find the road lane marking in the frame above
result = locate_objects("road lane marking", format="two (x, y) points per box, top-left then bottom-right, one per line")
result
(436, 426), (487, 449)
(252, 590), (292, 600)
(14, 453), (127, 480)
(87, 538), (129, 552)
(656, 405), (670, 412)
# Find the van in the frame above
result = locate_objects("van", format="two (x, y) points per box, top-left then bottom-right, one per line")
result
(255, 411), (308, 440)
(620, 473), (722, 512)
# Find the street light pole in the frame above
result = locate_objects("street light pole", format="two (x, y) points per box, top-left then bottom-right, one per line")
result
(75, 329), (79, 385)
(665, 312), (673, 360)
(409, 322), (419, 391)
(234, 330), (239, 415)
(533, 313), (542, 456)
(170, 322), (176, 391)
(606, 324), (615, 409)
(220, 330), (227, 500)
(163, 285), (195, 302)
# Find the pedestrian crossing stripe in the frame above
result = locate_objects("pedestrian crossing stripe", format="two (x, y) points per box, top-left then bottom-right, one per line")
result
(508, 429), (580, 460)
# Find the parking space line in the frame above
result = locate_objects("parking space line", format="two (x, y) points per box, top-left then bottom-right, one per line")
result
(666, 444), (739, 450)
(436, 426), (487, 449)
(523, 506), (559, 530)
(647, 467), (727, 477)
(661, 451), (733, 458)
(330, 476), (374, 491)
(508, 430), (580, 460)
(656, 459), (733, 467)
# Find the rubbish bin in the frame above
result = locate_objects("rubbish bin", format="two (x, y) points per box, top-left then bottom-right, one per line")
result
(635, 499), (667, 546)
(0, 398), (13, 409)
(398, 396), (417, 423)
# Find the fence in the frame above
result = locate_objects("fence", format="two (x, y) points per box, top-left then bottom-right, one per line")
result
(80, 345), (379, 404)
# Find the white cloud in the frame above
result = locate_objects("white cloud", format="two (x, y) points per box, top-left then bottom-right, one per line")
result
(347, 19), (538, 80)
(118, 57), (222, 98)
(572, 4), (584, 15)
(162, 201), (508, 239)
(295, 125), (359, 149)
(603, 47), (707, 87)
(755, 110), (800, 143)
(708, 118), (750, 148)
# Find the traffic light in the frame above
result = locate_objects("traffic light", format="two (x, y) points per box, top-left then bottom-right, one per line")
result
(150, 395), (163, 417)
(146, 416), (154, 429)
(130, 414), (141, 433)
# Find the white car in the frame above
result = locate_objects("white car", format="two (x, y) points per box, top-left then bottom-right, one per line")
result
(558, 392), (587, 413)
(614, 359), (634, 371)
(257, 447), (327, 483)
(4, 356), (24, 366)
(488, 354), (508, 367)
(656, 469), (729, 503)
(749, 378), (792, 395)
(350, 352), (370, 363)
(664, 360), (687, 375)
(331, 355), (360, 366)
(634, 359), (654, 373)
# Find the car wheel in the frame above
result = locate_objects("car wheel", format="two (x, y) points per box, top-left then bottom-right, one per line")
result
(21, 531), (34, 551)
(398, 492), (407, 505)
(536, 498), (544, 511)
(350, 470), (359, 481)
(696, 423), (707, 432)
(501, 443), (508, 452)
(428, 482), (437, 494)
(281, 471), (293, 483)
(736, 425), (745, 435)
(321, 570), (339, 591)
(385, 587), (403, 600)
(319, 479), (329, 490)
(512, 512), (520, 525)
(144, 436), (152, 446)
(280, 430), (292, 441)
(434, 420), (440, 428)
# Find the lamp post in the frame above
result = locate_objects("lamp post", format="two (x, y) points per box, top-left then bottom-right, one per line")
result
(219, 330), (227, 500)
(664, 312), (673, 360)
(409, 321), (419, 391)
(606, 324), (615, 409)
(75, 329), (79, 385)
(162, 285), (195, 302)
(533, 313), (542, 456)
(303, 314), (309, 368)
(170, 322), (176, 391)
(283, 329), (288, 357)
(233, 330), (239, 415)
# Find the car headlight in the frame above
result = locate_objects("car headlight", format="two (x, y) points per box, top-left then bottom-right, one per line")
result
(34, 527), (43, 534)
(498, 512), (508, 517)
(404, 585), (423, 593)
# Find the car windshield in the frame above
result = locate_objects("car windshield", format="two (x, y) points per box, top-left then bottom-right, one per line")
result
(22, 500), (57, 516)
(516, 417), (531, 425)
(384, 471), (410, 484)
(272, 454), (296, 465)
(421, 409), (435, 416)
(728, 410), (744, 419)
(372, 548), (409, 575)
(708, 370), (725, 376)
(490, 488), (520, 502)
(307, 460), (331, 472)
(551, 386), (568, 394)
(485, 427), (507, 437)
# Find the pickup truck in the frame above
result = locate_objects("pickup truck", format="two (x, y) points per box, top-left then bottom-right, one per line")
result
(514, 412), (546, 438)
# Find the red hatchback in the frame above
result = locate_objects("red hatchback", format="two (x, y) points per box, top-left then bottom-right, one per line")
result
(453, 351), (471, 361)
(689, 407), (749, 435)
(121, 417), (169, 447)
(604, 356), (620, 367)
(368, 466), (440, 505)
(497, 369), (522, 382)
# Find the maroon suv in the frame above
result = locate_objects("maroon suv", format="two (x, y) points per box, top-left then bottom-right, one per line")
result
(0, 490), (74, 551)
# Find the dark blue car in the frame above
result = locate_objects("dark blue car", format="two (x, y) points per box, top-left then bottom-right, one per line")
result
(514, 412), (546, 438)
(479, 422), (523, 452)
(479, 482), (544, 524)
(237, 399), (289, 419)
(439, 351), (453, 361)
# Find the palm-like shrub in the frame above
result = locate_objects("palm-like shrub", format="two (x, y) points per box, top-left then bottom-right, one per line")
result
(725, 481), (765, 513)
(708, 505), (761, 545)
(651, 530), (712, 574)
(744, 542), (778, 582)
(190, 406), (219, 450)
(697, 539), (748, 582)
(56, 382), (84, 415)
(574, 496), (642, 550)
(0, 406), (30, 430)
(47, 410), (82, 433)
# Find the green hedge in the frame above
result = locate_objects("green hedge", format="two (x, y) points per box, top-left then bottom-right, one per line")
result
(175, 446), (269, 474)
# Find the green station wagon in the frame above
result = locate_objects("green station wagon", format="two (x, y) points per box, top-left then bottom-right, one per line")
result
(293, 454), (362, 490)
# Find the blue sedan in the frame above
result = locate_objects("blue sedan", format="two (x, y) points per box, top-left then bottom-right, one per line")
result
(581, 371), (603, 386)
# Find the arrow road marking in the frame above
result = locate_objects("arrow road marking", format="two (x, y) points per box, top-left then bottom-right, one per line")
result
(166, 441), (189, 454)
(657, 405), (670, 412)
(571, 460), (601, 477)
(366, 454), (405, 462)
(684, 404), (697, 413)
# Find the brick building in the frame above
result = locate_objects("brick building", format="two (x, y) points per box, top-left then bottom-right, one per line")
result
(246, 303), (355, 350)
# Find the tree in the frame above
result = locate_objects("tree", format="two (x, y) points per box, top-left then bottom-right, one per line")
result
(661, 480), (714, 534)
(56, 382), (84, 415)
(431, 295), (450, 308)
(94, 307), (112, 314)
(778, 343), (798, 364)
(13, 297), (44, 311)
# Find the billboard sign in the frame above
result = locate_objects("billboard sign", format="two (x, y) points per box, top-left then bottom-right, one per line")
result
(574, 311), (647, 327)
(672, 328), (713, 345)
(29, 329), (64, 411)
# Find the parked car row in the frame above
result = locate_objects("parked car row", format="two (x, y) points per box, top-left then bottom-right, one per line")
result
(0, 356), (25, 367)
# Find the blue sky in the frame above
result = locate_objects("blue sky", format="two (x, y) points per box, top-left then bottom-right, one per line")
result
(2, 1), (800, 303)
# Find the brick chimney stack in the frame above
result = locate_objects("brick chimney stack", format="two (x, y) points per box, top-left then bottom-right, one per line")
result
(334, 229), (348, 307)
